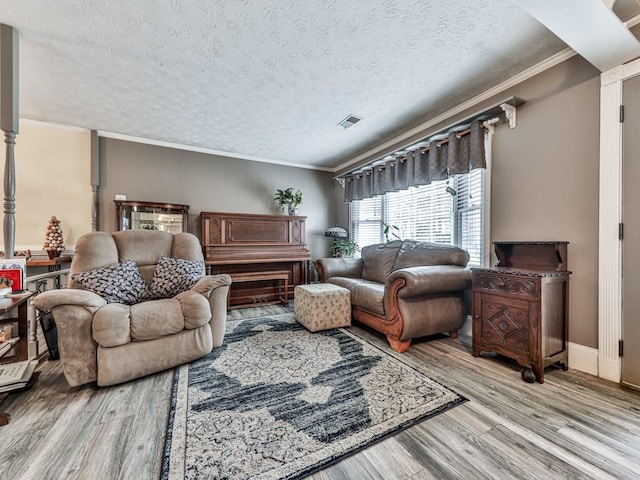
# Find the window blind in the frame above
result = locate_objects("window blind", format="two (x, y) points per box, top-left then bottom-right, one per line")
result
(351, 169), (485, 266)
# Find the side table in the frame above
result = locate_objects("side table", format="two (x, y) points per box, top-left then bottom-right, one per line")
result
(1, 292), (35, 426)
(0, 293), (32, 364)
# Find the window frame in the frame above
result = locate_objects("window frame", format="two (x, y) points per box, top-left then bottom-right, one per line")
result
(349, 131), (492, 267)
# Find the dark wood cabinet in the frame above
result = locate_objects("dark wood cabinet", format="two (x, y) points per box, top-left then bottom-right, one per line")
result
(471, 242), (570, 384)
(201, 212), (311, 308)
(114, 201), (189, 233)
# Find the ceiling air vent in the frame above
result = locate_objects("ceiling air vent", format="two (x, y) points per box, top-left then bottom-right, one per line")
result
(338, 114), (363, 129)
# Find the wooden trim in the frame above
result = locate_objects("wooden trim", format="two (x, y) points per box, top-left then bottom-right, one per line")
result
(351, 278), (408, 352)
(597, 59), (640, 382)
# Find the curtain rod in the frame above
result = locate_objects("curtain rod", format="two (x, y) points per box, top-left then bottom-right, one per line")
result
(336, 95), (525, 179)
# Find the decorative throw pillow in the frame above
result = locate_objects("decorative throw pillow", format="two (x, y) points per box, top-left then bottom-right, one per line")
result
(147, 256), (204, 300)
(72, 259), (149, 305)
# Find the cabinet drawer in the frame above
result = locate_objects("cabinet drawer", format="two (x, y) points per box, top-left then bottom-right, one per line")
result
(474, 273), (538, 299)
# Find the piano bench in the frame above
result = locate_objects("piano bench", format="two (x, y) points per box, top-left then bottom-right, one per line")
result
(227, 270), (290, 309)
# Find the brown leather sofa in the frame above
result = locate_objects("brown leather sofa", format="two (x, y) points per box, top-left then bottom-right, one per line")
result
(315, 240), (471, 352)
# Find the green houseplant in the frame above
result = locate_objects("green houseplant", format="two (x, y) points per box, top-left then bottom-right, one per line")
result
(274, 188), (303, 215)
(382, 222), (401, 242)
(330, 239), (359, 257)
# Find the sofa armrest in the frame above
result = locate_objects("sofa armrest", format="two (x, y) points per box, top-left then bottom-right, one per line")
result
(33, 289), (107, 312)
(315, 258), (363, 282)
(387, 265), (472, 297)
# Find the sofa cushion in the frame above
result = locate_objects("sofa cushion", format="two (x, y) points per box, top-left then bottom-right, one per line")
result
(93, 303), (132, 347)
(72, 259), (149, 305)
(174, 290), (212, 329)
(93, 294), (212, 346)
(69, 232), (119, 289)
(326, 277), (364, 290)
(129, 299), (185, 341)
(393, 240), (469, 270)
(361, 241), (402, 284)
(351, 280), (386, 316)
(113, 230), (173, 265)
(148, 256), (204, 299)
(326, 277), (386, 315)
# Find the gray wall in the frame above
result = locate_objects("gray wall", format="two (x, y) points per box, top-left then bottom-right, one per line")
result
(490, 64), (600, 349)
(335, 55), (601, 349)
(98, 139), (335, 261)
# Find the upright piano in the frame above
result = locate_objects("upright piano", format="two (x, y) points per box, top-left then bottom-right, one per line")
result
(201, 211), (311, 308)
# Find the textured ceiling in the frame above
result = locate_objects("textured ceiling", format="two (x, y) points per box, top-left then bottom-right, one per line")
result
(0, 1), (572, 170)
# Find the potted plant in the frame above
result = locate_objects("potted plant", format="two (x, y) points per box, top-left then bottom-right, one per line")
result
(274, 188), (303, 215)
(330, 239), (359, 257)
(382, 222), (401, 242)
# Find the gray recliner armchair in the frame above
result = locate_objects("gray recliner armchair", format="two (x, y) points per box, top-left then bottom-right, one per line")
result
(33, 230), (231, 387)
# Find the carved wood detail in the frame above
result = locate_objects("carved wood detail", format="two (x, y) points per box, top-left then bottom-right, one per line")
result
(352, 278), (407, 351)
(291, 220), (302, 244)
(202, 212), (310, 307)
(472, 241), (570, 384)
(209, 217), (221, 244)
(475, 273), (537, 298)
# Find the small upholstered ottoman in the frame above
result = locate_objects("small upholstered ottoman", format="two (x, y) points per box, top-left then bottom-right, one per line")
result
(294, 283), (351, 332)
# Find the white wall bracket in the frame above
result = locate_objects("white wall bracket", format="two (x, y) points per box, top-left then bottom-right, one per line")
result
(500, 103), (517, 128)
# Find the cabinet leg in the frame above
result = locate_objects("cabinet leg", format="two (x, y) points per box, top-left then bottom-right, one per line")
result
(557, 362), (568, 371)
(533, 366), (544, 384)
(521, 366), (536, 383)
(0, 412), (9, 426)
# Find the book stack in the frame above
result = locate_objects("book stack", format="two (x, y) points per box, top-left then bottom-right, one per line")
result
(0, 258), (26, 292)
(0, 337), (19, 357)
(0, 360), (37, 393)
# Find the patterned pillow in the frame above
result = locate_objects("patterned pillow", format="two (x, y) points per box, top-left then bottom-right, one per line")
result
(72, 260), (149, 305)
(148, 256), (204, 300)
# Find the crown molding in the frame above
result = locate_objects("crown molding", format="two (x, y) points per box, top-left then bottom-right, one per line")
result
(20, 118), (90, 132)
(333, 47), (577, 174)
(97, 131), (334, 172)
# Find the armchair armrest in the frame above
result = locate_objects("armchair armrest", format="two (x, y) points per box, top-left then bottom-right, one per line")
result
(32, 289), (106, 387)
(190, 274), (232, 297)
(315, 257), (363, 282)
(33, 289), (107, 312)
(190, 274), (232, 348)
(387, 265), (472, 297)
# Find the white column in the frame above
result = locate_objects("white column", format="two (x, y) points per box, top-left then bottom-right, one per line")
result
(598, 66), (623, 382)
(0, 24), (19, 258)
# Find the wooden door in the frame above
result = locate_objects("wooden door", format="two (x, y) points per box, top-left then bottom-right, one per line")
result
(622, 74), (640, 388)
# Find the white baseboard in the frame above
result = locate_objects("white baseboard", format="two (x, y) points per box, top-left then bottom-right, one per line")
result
(568, 342), (599, 376)
(598, 356), (621, 383)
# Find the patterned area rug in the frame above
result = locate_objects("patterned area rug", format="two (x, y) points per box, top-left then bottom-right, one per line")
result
(161, 313), (467, 480)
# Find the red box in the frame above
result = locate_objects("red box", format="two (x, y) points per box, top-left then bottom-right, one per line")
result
(0, 269), (22, 291)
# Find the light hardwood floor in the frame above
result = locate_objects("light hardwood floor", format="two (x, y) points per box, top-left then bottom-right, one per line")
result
(1, 304), (639, 480)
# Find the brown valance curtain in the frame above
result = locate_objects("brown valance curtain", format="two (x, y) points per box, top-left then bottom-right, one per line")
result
(343, 119), (486, 202)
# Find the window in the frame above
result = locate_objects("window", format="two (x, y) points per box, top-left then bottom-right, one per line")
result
(351, 168), (486, 267)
